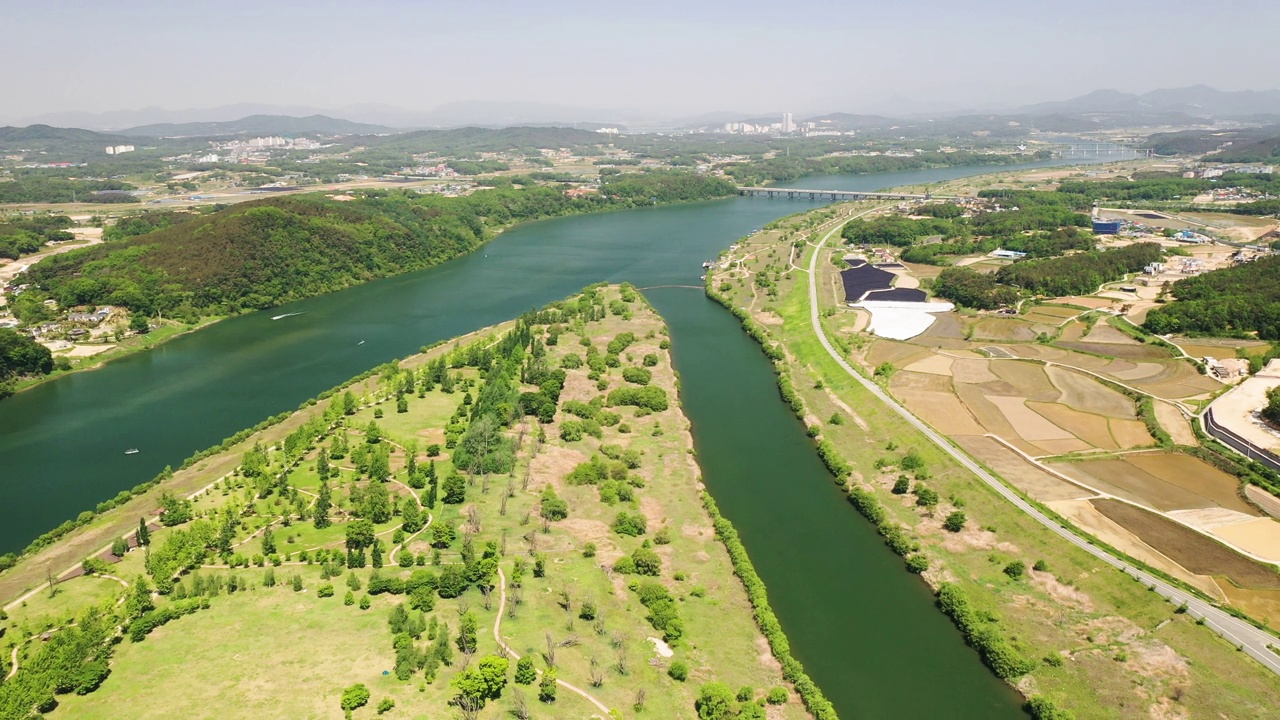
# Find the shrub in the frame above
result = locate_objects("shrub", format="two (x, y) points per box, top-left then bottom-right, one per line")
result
(766, 686), (788, 705)
(643, 353), (659, 366)
(607, 385), (668, 412)
(341, 684), (370, 713)
(582, 542), (597, 558)
(376, 698), (395, 714)
(612, 511), (647, 537)
(1003, 561), (1026, 580)
(943, 511), (967, 533)
(622, 367), (652, 385)
(915, 486), (940, 507)
(668, 660), (689, 681)
(905, 554), (929, 574)
(891, 476), (910, 494)
(318, 583), (335, 598)
(1033, 559), (1048, 572)
(1025, 695), (1075, 719)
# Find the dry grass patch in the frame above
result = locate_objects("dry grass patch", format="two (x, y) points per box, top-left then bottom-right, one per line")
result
(954, 436), (1093, 501)
(1046, 366), (1136, 418)
(1026, 402), (1118, 450)
(990, 360), (1060, 401)
(898, 390), (987, 435)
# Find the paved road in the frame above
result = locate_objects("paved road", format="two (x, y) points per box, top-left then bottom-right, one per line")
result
(805, 217), (1280, 676)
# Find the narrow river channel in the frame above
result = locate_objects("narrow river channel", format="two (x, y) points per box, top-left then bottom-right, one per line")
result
(0, 147), (1131, 717)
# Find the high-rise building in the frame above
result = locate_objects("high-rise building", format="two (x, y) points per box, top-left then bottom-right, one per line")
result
(781, 113), (795, 133)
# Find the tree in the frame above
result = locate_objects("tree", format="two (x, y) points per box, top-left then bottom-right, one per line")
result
(1004, 561), (1026, 580)
(135, 518), (150, 547)
(129, 313), (150, 334)
(695, 682), (737, 720)
(341, 683), (370, 714)
(261, 528), (277, 555)
(110, 536), (129, 558)
(457, 611), (478, 653)
(943, 511), (967, 533)
(315, 448), (331, 481)
(314, 478), (332, 529)
(631, 546), (662, 576)
(125, 575), (154, 619)
(514, 656), (537, 684)
(365, 420), (382, 444)
(346, 519), (375, 550)
(425, 460), (439, 507)
(539, 487), (568, 521)
(402, 498), (425, 533)
(443, 472), (467, 504)
(451, 655), (510, 708)
(538, 668), (558, 702)
(371, 541), (384, 568)
(668, 660), (689, 681)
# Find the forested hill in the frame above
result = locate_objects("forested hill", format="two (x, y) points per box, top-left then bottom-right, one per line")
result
(1144, 257), (1280, 339)
(16, 173), (735, 320)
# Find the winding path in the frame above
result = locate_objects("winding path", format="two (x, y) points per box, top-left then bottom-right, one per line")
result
(491, 568), (611, 717)
(804, 214), (1280, 675)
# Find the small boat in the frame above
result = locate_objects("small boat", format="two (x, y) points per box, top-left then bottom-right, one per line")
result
(271, 312), (305, 321)
(124, 449), (140, 455)
(357, 340), (365, 346)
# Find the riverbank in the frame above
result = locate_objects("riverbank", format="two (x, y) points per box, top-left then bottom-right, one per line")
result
(707, 203), (1280, 717)
(4, 285), (817, 720)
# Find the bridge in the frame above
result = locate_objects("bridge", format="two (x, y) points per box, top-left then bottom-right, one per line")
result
(737, 187), (958, 201)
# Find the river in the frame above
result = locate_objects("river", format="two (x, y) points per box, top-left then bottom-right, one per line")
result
(0, 146), (1131, 717)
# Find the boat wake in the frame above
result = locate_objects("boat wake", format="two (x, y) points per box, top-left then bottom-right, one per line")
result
(271, 312), (306, 321)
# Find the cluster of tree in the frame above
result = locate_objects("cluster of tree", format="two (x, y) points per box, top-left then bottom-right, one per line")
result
(19, 176), (733, 319)
(600, 170), (737, 202)
(446, 159), (510, 175)
(1144, 256), (1280, 338)
(935, 583), (1035, 679)
(994, 242), (1163, 297)
(0, 328), (54, 397)
(102, 211), (195, 242)
(0, 214), (75, 259)
(931, 268), (1021, 309)
(1055, 173), (1280, 204)
(0, 608), (115, 715)
(0, 170), (137, 204)
(724, 150), (1050, 187)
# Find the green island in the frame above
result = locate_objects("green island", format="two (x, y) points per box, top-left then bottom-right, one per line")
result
(0, 285), (821, 720)
(707, 194), (1280, 719)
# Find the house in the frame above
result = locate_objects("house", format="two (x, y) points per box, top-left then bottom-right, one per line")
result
(990, 249), (1027, 260)
(1093, 219), (1123, 235)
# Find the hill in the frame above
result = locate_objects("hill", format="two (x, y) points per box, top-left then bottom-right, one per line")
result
(1016, 85), (1280, 119)
(15, 173), (735, 320)
(118, 114), (395, 138)
(365, 126), (614, 155)
(0, 125), (135, 154)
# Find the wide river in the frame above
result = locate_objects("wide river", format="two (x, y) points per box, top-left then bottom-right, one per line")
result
(0, 148), (1130, 717)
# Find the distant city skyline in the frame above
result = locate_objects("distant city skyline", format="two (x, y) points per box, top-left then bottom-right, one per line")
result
(3, 0), (1279, 124)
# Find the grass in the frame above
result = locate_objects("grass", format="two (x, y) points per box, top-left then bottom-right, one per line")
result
(11, 286), (808, 720)
(710, 209), (1280, 718)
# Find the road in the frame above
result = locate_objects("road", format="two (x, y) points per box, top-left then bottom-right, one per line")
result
(804, 216), (1280, 676)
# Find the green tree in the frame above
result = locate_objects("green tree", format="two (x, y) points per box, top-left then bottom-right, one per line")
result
(111, 536), (129, 558)
(135, 518), (150, 547)
(538, 668), (558, 702)
(943, 511), (967, 533)
(346, 519), (375, 550)
(695, 681), (737, 720)
(124, 575), (154, 618)
(129, 313), (150, 334)
(314, 478), (332, 529)
(442, 472), (467, 504)
(457, 611), (478, 653)
(261, 528), (277, 555)
(451, 655), (510, 707)
(341, 683), (370, 714)
(514, 656), (537, 684)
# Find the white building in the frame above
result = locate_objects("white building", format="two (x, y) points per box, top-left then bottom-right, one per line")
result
(105, 145), (135, 155)
(781, 113), (795, 134)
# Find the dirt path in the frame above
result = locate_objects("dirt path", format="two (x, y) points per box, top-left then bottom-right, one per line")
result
(491, 567), (610, 717)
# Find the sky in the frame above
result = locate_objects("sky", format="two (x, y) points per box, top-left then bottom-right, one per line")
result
(3, 0), (1279, 124)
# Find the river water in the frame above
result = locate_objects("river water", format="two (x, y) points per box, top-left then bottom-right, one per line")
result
(0, 147), (1130, 717)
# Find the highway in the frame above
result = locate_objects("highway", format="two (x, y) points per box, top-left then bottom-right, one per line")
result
(804, 216), (1280, 677)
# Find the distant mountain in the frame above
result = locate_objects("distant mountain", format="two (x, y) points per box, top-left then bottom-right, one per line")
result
(0, 124), (133, 154)
(15, 103), (334, 131)
(1016, 85), (1280, 119)
(118, 114), (395, 138)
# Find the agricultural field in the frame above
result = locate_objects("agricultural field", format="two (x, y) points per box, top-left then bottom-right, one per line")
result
(707, 205), (1280, 719)
(2, 286), (809, 720)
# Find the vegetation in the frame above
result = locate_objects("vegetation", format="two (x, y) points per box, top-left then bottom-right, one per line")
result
(1144, 256), (1280, 338)
(725, 150), (1051, 187)
(0, 329), (54, 397)
(0, 214), (76, 260)
(17, 176), (735, 319)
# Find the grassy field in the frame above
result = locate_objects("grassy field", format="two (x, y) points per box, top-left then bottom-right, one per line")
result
(708, 206), (1280, 719)
(5, 286), (810, 720)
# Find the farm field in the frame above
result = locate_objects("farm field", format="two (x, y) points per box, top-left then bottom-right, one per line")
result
(5, 286), (811, 720)
(707, 203), (1280, 719)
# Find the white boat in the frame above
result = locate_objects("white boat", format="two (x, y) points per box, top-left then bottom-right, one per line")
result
(271, 312), (305, 321)
(357, 340), (365, 345)
(124, 449), (139, 455)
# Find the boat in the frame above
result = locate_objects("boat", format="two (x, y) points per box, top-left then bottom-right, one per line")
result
(124, 449), (139, 455)
(271, 312), (305, 321)
(357, 340), (365, 346)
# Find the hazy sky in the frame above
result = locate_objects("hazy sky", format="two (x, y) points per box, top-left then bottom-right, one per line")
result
(4, 0), (1279, 121)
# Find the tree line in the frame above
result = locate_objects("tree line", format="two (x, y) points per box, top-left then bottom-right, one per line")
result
(1144, 256), (1280, 339)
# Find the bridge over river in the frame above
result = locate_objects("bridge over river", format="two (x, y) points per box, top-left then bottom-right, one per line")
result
(737, 186), (963, 201)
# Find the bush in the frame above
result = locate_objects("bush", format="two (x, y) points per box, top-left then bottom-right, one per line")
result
(607, 385), (668, 412)
(317, 583), (335, 598)
(905, 554), (929, 574)
(1033, 559), (1048, 572)
(622, 367), (652, 385)
(376, 698), (395, 714)
(766, 686), (789, 705)
(891, 476), (910, 494)
(612, 511), (647, 536)
(943, 511), (967, 533)
(1003, 561), (1026, 580)
(1025, 695), (1075, 720)
(668, 660), (689, 681)
(341, 683), (370, 712)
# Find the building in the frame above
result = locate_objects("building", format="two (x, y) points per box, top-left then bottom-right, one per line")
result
(105, 145), (135, 155)
(990, 249), (1027, 260)
(1093, 219), (1123, 234)
(781, 113), (795, 134)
